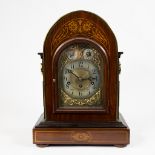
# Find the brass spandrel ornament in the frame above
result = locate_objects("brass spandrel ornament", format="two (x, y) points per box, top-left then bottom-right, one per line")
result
(61, 89), (101, 107)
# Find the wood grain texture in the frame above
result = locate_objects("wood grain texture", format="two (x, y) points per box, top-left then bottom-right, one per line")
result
(33, 114), (129, 146)
(34, 128), (129, 145)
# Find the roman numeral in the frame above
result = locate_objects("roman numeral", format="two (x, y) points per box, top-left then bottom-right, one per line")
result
(79, 91), (82, 96)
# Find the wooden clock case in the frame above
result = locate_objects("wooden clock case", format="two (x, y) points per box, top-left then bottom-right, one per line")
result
(33, 11), (130, 147)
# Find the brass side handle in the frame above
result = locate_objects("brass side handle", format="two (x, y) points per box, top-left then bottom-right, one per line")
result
(118, 51), (123, 58)
(38, 52), (43, 74)
(118, 52), (123, 74)
(38, 52), (43, 59)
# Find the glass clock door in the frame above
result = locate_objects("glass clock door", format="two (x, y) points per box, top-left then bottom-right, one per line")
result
(58, 42), (104, 109)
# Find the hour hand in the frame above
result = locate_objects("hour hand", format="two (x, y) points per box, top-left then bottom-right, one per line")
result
(82, 77), (96, 81)
(67, 69), (79, 79)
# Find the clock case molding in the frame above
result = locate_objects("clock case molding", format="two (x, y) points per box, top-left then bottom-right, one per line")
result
(33, 11), (130, 147)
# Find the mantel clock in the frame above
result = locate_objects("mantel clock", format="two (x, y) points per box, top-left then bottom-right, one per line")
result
(33, 11), (130, 147)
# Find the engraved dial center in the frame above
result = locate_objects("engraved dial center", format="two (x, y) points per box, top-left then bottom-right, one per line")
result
(70, 68), (91, 90)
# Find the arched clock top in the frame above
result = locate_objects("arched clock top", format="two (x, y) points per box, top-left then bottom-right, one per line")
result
(44, 10), (118, 58)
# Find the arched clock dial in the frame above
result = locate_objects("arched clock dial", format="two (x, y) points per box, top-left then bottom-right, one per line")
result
(58, 42), (103, 107)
